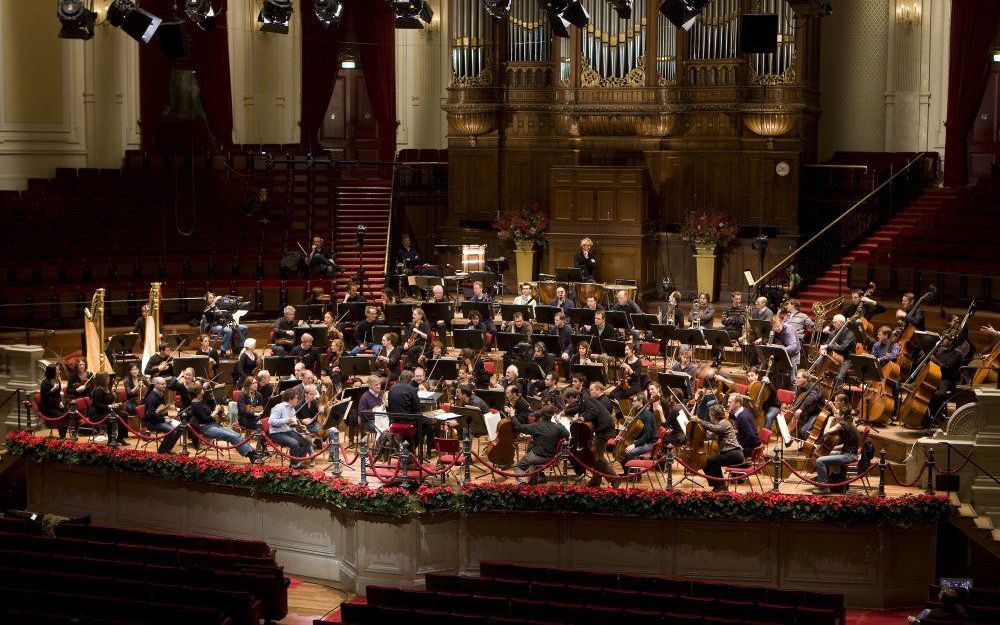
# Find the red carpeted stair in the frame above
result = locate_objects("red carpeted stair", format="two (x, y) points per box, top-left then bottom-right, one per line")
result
(332, 182), (392, 302)
(795, 187), (965, 315)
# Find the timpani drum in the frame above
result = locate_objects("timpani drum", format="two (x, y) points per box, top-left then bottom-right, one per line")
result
(534, 281), (563, 304)
(607, 284), (637, 301)
(575, 282), (606, 305)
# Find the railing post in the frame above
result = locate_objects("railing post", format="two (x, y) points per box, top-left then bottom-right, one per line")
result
(359, 437), (369, 487)
(462, 430), (472, 484)
(665, 444), (674, 490)
(179, 423), (189, 456)
(771, 446), (783, 492)
(400, 441), (412, 490)
(878, 449), (887, 498)
(108, 415), (120, 448)
(68, 409), (79, 441)
(255, 427), (266, 456)
(925, 447), (936, 495)
(328, 428), (342, 477)
(560, 443), (570, 487)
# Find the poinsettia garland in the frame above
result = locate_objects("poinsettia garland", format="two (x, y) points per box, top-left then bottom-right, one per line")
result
(6, 432), (950, 527)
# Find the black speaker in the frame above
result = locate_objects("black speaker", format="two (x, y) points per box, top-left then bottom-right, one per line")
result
(158, 21), (189, 60)
(739, 13), (779, 54)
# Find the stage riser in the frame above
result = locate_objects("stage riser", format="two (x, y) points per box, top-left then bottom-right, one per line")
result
(26, 462), (934, 609)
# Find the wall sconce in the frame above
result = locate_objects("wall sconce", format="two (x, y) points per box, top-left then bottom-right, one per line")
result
(895, 1), (921, 29)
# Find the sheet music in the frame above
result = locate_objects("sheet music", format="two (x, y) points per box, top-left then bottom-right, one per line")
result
(418, 390), (436, 400)
(431, 411), (461, 422)
(484, 411), (501, 441)
(233, 309), (249, 324)
(373, 410), (390, 435)
(556, 415), (572, 434)
(776, 414), (792, 445)
(676, 409), (690, 433)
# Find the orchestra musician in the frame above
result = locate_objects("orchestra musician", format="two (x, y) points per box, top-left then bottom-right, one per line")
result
(570, 341), (596, 367)
(590, 310), (617, 343)
(505, 311), (533, 337)
(550, 286), (575, 314)
(203, 292), (249, 357)
(405, 309), (431, 368)
(381, 288), (398, 305)
(537, 372), (566, 412)
(513, 283), (537, 307)
(663, 291), (685, 327)
(356, 375), (384, 435)
(871, 326), (901, 365)
(610, 343), (643, 402)
(781, 298), (813, 341)
(504, 384), (531, 425)
(549, 312), (573, 362)
(671, 348), (698, 398)
(620, 386), (659, 464)
(512, 406), (568, 484)
(465, 310), (491, 349)
(574, 237), (598, 282)
(273, 306), (303, 356)
(809, 405), (861, 494)
(564, 387), (617, 487)
(659, 389), (689, 448)
(298, 384), (327, 438)
(306, 236), (339, 277)
(721, 292), (746, 341)
(841, 289), (886, 320)
(727, 392), (761, 460)
(468, 280), (498, 335)
(87, 373), (125, 444)
(460, 348), (492, 388)
(195, 334), (220, 374)
(342, 281), (367, 304)
(66, 359), (93, 400)
(767, 315), (802, 383)
(291, 333), (321, 376)
(689, 292), (715, 328)
(746, 366), (782, 429)
(143, 377), (181, 454)
(528, 342), (555, 396)
(237, 377), (265, 432)
(396, 234), (423, 273)
(256, 370), (275, 406)
(930, 333), (966, 420)
(123, 363), (144, 415)
(689, 404), (744, 492)
(411, 367), (430, 392)
(790, 368), (825, 442)
(820, 314), (857, 388)
(145, 343), (174, 377)
(235, 338), (258, 387)
(39, 364), (70, 438)
(752, 297), (775, 323)
(321, 311), (345, 345)
(899, 292), (926, 331)
(267, 390), (311, 469)
(302, 286), (330, 307)
(187, 386), (263, 463)
(132, 304), (148, 338)
(500, 365), (525, 398)
(325, 339), (346, 391)
(350, 306), (380, 356)
(428, 285), (452, 332)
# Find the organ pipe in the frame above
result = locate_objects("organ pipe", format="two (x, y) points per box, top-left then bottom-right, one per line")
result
(689, 0), (740, 60)
(507, 0), (550, 62)
(581, 0), (646, 81)
(656, 11), (677, 83)
(451, 0), (493, 79)
(749, 0), (796, 80)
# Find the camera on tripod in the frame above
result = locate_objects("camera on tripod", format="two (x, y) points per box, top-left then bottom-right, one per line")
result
(355, 225), (367, 246)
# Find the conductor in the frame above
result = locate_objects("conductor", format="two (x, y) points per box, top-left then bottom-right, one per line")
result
(574, 237), (598, 282)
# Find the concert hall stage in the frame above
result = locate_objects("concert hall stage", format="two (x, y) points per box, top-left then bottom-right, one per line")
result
(15, 433), (949, 610)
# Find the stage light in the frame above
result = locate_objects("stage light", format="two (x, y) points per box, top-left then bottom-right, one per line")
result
(258, 0), (293, 34)
(481, 0), (513, 20)
(607, 1), (632, 20)
(314, 0), (345, 28)
(389, 0), (434, 29)
(57, 0), (97, 40)
(659, 0), (711, 31)
(184, 0), (218, 31)
(538, 1), (590, 38)
(107, 0), (162, 43)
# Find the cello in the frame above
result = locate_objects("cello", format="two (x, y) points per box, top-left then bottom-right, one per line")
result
(569, 420), (596, 470)
(613, 400), (650, 462)
(800, 400), (836, 462)
(747, 355), (775, 430)
(972, 337), (1000, 386)
(897, 301), (975, 429)
(894, 285), (937, 377)
(486, 417), (516, 467)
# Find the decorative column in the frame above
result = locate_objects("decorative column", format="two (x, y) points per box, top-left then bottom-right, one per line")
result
(693, 244), (717, 299)
(514, 240), (535, 284)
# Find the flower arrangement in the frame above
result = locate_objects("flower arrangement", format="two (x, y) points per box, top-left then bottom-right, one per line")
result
(5, 432), (951, 527)
(680, 208), (739, 249)
(493, 203), (550, 246)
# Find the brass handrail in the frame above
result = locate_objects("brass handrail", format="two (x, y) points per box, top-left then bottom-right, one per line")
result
(753, 151), (930, 290)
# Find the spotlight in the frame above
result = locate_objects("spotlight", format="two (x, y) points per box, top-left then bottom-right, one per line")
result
(390, 0), (434, 30)
(57, 0), (97, 40)
(314, 0), (345, 28)
(107, 0), (162, 43)
(258, 0), (293, 34)
(184, 0), (218, 32)
(659, 0), (711, 31)
(538, 1), (590, 39)
(607, 1), (632, 20)
(481, 0), (513, 20)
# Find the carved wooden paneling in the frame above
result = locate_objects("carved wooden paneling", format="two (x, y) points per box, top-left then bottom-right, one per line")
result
(448, 149), (498, 219)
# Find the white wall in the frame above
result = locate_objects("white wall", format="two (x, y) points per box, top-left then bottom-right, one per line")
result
(395, 0), (449, 152)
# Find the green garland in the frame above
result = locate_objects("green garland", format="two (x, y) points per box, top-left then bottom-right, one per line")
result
(6, 432), (951, 527)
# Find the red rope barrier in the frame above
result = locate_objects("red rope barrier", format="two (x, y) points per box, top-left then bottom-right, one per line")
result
(77, 414), (112, 427)
(35, 411), (75, 425)
(116, 415), (172, 442)
(886, 462), (928, 488)
(262, 430), (332, 462)
(926, 449), (973, 476)
(782, 460), (876, 488)
(368, 461), (405, 484)
(186, 426), (256, 451)
(469, 449), (562, 479)
(672, 455), (771, 483)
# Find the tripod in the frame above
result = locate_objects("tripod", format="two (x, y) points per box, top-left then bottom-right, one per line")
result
(354, 225), (368, 300)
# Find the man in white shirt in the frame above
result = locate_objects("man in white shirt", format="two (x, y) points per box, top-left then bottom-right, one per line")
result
(267, 390), (311, 468)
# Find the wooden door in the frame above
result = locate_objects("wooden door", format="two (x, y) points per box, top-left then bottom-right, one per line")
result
(969, 64), (1000, 183)
(322, 68), (379, 161)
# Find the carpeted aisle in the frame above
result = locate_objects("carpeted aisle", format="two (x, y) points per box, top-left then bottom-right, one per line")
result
(847, 608), (916, 624)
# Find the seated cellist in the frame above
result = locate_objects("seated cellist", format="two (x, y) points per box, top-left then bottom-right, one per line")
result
(809, 405), (860, 494)
(512, 406), (567, 484)
(689, 404), (744, 493)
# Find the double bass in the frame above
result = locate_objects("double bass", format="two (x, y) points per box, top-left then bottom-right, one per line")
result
(894, 285), (937, 377)
(863, 327), (903, 426)
(896, 301), (975, 429)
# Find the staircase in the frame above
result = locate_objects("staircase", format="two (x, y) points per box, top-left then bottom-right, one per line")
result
(332, 182), (392, 302)
(950, 492), (1000, 560)
(794, 187), (964, 315)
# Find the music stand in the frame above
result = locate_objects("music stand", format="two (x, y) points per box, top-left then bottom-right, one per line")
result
(602, 340), (627, 360)
(294, 325), (329, 349)
(571, 364), (607, 384)
(163, 333), (192, 351)
(173, 355), (210, 379)
(602, 310), (627, 331)
(339, 356), (373, 378)
(383, 303), (415, 327)
(533, 334), (561, 356)
(755, 345), (794, 389)
(572, 334), (594, 350)
(421, 302), (454, 326)
(263, 356), (297, 378)
(651, 324), (674, 341)
(512, 360), (546, 382)
(569, 308), (597, 327)
(674, 328), (707, 348)
(460, 302), (493, 322)
(658, 371), (692, 399)
(278, 379), (300, 393)
(453, 329), (486, 351)
(749, 320), (772, 344)
(425, 358), (459, 383)
(630, 314), (658, 332)
(495, 332), (531, 353)
(475, 389), (506, 411)
(107, 333), (139, 355)
(452, 405), (487, 437)
(336, 302), (368, 323)
(322, 399), (353, 465)
(914, 331), (941, 353)
(555, 267), (584, 282)
(533, 305), (560, 325)
(498, 303), (534, 322)
(295, 304), (326, 324)
(702, 329), (733, 352)
(848, 353), (881, 424)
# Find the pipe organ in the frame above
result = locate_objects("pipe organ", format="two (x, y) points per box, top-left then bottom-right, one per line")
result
(441, 0), (823, 297)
